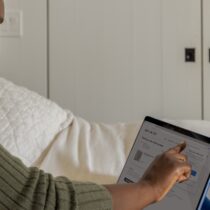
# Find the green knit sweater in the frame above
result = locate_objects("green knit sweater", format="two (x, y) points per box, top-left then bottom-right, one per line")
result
(0, 145), (112, 210)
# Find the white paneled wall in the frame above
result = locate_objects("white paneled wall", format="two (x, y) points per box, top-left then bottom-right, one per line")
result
(49, 0), (202, 123)
(0, 0), (207, 123)
(49, 0), (164, 123)
(162, 0), (201, 119)
(0, 0), (47, 96)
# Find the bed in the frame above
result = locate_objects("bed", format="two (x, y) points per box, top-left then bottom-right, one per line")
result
(1, 77), (210, 185)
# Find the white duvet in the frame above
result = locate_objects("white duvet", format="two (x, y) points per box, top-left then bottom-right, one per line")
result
(35, 117), (210, 184)
(1, 77), (210, 185)
(35, 116), (141, 184)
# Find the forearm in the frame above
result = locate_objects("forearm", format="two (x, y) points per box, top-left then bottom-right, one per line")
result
(105, 181), (155, 210)
(0, 144), (112, 210)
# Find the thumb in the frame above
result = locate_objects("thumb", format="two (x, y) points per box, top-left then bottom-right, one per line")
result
(168, 142), (186, 154)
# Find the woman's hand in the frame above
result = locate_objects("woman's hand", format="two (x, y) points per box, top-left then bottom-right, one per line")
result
(105, 142), (192, 210)
(139, 142), (192, 202)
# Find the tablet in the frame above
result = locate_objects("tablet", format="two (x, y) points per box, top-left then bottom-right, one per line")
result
(118, 116), (210, 210)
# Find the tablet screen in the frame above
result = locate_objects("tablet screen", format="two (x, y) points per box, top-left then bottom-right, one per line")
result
(118, 116), (210, 210)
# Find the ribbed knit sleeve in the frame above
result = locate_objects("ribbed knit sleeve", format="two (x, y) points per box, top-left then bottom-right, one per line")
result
(0, 145), (112, 210)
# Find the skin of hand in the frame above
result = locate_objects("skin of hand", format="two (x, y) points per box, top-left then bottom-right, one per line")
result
(0, 0), (4, 24)
(140, 142), (191, 202)
(105, 142), (192, 210)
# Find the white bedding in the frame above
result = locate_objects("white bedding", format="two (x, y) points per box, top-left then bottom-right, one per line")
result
(35, 116), (141, 184)
(35, 117), (210, 184)
(1, 77), (210, 185)
(0, 77), (72, 165)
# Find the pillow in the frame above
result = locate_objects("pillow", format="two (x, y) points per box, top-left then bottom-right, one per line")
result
(0, 77), (72, 166)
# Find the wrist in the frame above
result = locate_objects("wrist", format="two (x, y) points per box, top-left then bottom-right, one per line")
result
(137, 180), (157, 205)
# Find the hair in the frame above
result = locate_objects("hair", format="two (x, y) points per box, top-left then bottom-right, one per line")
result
(0, 0), (4, 24)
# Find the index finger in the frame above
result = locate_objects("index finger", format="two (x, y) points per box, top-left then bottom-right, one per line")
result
(167, 142), (187, 154)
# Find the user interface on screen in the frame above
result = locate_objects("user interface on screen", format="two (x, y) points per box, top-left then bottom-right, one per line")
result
(118, 117), (210, 210)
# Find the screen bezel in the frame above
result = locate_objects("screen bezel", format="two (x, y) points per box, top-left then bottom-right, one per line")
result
(144, 116), (210, 144)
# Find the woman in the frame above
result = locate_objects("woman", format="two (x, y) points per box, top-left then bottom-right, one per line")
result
(0, 1), (191, 209)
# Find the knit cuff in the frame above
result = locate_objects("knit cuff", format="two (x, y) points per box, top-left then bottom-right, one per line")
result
(72, 182), (113, 210)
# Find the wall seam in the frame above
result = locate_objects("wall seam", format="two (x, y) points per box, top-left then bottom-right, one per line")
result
(201, 0), (204, 120)
(46, 0), (50, 99)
